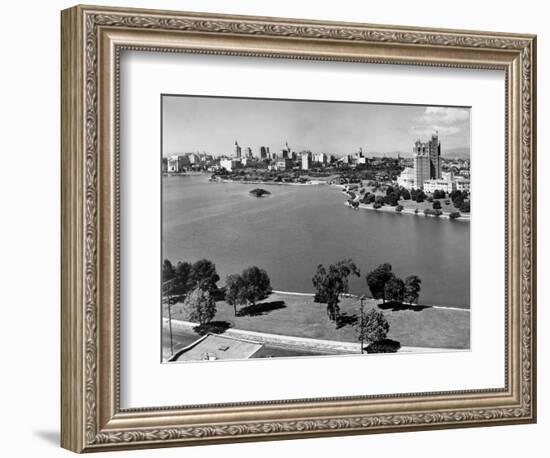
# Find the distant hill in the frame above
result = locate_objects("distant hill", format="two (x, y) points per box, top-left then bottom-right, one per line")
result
(443, 147), (470, 159)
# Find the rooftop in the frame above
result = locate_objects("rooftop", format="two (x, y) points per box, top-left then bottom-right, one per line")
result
(169, 333), (264, 362)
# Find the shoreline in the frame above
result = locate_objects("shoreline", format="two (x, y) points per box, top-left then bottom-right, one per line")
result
(211, 177), (326, 186)
(163, 318), (465, 357)
(345, 200), (471, 222)
(271, 290), (470, 312)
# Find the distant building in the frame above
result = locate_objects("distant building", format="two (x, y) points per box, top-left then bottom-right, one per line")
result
(313, 152), (327, 165)
(413, 149), (430, 189)
(234, 140), (242, 158)
(220, 157), (240, 171)
(397, 167), (415, 189)
(259, 146), (268, 159)
(423, 179), (455, 194)
(455, 178), (470, 193)
(398, 133), (442, 189)
(280, 141), (291, 159)
(167, 154), (190, 172)
(187, 153), (199, 164)
(244, 146), (252, 157)
(301, 151), (312, 170)
(275, 158), (292, 171)
(161, 157), (168, 173)
(413, 133), (442, 180)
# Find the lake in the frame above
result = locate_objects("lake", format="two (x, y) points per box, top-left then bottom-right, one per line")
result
(162, 175), (470, 309)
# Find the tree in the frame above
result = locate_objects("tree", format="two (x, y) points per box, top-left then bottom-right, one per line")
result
(356, 308), (389, 350)
(174, 261), (193, 296)
(366, 263), (395, 303)
(404, 275), (422, 305)
(240, 266), (272, 307)
(225, 274), (246, 316)
(190, 259), (220, 292)
(312, 259), (360, 324)
(162, 259), (175, 282)
(183, 287), (216, 325)
(432, 200), (442, 210)
(401, 189), (411, 200)
(395, 205), (404, 212)
(459, 201), (470, 213)
(384, 276), (405, 303)
(449, 211), (461, 219)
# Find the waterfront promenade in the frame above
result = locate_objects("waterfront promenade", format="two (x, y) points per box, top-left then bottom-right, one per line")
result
(163, 291), (470, 358)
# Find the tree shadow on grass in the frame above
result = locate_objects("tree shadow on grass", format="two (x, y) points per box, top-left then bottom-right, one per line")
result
(193, 321), (232, 335)
(377, 301), (432, 312)
(238, 301), (286, 317)
(336, 313), (358, 329)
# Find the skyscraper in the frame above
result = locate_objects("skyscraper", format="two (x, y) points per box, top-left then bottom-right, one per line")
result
(234, 140), (242, 158)
(259, 146), (268, 159)
(411, 133), (442, 188)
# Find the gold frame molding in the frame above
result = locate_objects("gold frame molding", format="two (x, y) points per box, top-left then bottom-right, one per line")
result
(61, 4), (537, 453)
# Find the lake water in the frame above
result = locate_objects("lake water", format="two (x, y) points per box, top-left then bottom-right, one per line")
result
(163, 175), (470, 309)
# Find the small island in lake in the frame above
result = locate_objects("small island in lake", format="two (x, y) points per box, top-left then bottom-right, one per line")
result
(249, 188), (271, 197)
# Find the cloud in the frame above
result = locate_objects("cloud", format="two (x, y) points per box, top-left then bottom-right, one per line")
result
(421, 107), (470, 125)
(410, 125), (461, 137)
(409, 107), (470, 140)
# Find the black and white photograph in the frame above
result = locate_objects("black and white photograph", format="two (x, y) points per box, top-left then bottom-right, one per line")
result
(161, 95), (471, 363)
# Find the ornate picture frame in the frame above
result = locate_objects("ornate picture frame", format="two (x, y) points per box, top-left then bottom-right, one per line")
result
(61, 4), (536, 453)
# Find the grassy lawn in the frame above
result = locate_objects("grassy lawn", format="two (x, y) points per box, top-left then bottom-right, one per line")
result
(395, 197), (463, 215)
(164, 292), (470, 349)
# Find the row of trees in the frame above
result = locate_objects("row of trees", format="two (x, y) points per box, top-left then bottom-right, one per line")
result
(225, 267), (272, 316)
(162, 258), (220, 297)
(366, 263), (421, 305)
(312, 260), (422, 327)
(163, 258), (272, 325)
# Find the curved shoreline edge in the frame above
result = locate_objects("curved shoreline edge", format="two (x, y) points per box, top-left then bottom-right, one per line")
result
(270, 290), (470, 312)
(163, 318), (466, 357)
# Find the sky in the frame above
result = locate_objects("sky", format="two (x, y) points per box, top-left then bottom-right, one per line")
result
(162, 95), (470, 157)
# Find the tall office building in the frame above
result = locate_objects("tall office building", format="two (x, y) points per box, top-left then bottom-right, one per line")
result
(259, 146), (268, 159)
(234, 140), (242, 158)
(411, 133), (441, 188)
(301, 151), (312, 170)
(412, 143), (431, 189)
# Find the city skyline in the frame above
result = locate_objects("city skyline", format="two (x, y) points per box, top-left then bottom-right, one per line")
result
(162, 95), (471, 158)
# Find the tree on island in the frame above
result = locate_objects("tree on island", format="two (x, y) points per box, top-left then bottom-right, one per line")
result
(366, 263), (395, 303)
(356, 308), (390, 352)
(449, 211), (461, 219)
(249, 188), (271, 197)
(312, 259), (360, 325)
(183, 287), (216, 325)
(384, 276), (405, 303)
(225, 266), (272, 316)
(404, 275), (422, 305)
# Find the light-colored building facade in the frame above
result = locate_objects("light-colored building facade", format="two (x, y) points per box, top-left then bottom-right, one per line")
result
(313, 152), (327, 164)
(220, 158), (240, 171)
(397, 167), (415, 189)
(455, 178), (470, 192)
(301, 152), (312, 170)
(413, 151), (431, 189)
(423, 179), (455, 194)
(167, 154), (190, 172)
(275, 158), (292, 171)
